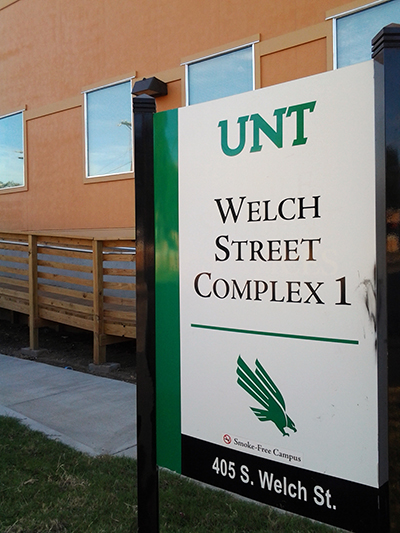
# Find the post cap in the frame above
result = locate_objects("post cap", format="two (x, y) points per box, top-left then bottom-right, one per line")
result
(132, 93), (157, 114)
(372, 23), (400, 58)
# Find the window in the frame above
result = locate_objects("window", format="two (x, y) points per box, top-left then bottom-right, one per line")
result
(186, 45), (254, 105)
(335, 0), (400, 68)
(85, 80), (133, 178)
(0, 111), (24, 190)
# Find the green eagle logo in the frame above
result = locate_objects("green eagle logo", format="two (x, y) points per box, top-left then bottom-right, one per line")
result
(236, 356), (297, 437)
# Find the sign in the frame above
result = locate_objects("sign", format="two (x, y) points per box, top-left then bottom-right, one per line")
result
(154, 60), (388, 532)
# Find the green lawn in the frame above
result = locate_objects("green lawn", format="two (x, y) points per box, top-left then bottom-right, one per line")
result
(0, 416), (341, 533)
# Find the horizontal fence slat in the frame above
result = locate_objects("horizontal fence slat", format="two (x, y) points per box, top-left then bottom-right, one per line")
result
(104, 240), (135, 248)
(104, 323), (136, 338)
(39, 307), (94, 331)
(0, 233), (29, 243)
(38, 295), (93, 315)
(103, 295), (134, 306)
(103, 267), (135, 277)
(0, 287), (29, 300)
(103, 281), (136, 291)
(38, 283), (93, 301)
(103, 253), (135, 262)
(0, 265), (28, 276)
(38, 247), (92, 260)
(0, 296), (29, 313)
(0, 276), (29, 288)
(37, 236), (92, 248)
(104, 309), (135, 321)
(38, 271), (93, 287)
(38, 259), (93, 274)
(0, 242), (28, 252)
(0, 253), (28, 264)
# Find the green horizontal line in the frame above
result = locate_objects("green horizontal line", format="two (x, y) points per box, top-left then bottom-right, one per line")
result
(191, 324), (359, 345)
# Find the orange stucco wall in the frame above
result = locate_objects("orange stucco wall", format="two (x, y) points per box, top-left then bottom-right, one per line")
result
(0, 0), (356, 231)
(261, 39), (327, 88)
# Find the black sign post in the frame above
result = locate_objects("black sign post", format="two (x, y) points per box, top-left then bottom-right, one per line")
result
(133, 93), (159, 533)
(373, 24), (400, 344)
(373, 24), (400, 532)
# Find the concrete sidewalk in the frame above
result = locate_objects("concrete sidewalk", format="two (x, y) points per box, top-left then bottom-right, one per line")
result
(0, 354), (137, 458)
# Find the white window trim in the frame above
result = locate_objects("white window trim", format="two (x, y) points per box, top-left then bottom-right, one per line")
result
(326, 0), (391, 20)
(0, 109), (25, 191)
(83, 78), (134, 180)
(328, 0), (392, 68)
(0, 108), (25, 120)
(183, 41), (257, 106)
(184, 64), (189, 107)
(332, 17), (338, 69)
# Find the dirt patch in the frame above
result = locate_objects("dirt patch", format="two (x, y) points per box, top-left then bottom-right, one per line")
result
(0, 318), (136, 384)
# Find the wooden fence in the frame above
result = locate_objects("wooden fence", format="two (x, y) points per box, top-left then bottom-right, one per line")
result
(0, 230), (136, 364)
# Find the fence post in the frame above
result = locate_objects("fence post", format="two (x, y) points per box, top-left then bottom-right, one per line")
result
(28, 234), (39, 350)
(93, 239), (106, 364)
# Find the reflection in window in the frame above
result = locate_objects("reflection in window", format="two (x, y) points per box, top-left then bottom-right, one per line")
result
(85, 81), (133, 178)
(187, 46), (254, 105)
(336, 0), (400, 68)
(0, 111), (24, 190)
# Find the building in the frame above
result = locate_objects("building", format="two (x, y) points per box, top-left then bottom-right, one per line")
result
(1, 0), (400, 232)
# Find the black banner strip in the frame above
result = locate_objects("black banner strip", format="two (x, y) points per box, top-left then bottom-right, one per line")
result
(181, 435), (388, 533)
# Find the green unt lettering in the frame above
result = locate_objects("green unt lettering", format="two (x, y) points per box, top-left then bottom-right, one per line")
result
(286, 101), (316, 146)
(218, 115), (249, 156)
(249, 108), (287, 152)
(218, 100), (316, 156)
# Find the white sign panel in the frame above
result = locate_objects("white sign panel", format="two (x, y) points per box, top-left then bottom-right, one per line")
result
(175, 60), (386, 532)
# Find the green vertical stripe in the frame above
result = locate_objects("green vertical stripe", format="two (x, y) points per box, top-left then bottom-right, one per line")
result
(154, 108), (181, 473)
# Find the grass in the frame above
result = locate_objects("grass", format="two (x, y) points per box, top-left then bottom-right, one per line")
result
(0, 416), (342, 533)
(0, 416), (135, 533)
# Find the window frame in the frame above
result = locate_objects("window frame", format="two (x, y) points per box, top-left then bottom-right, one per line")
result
(183, 40), (258, 106)
(83, 78), (134, 182)
(0, 108), (26, 194)
(328, 0), (393, 69)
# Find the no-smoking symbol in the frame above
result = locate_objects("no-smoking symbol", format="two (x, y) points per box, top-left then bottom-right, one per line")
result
(223, 434), (232, 445)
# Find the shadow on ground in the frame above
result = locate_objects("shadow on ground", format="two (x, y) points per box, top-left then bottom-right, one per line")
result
(0, 318), (136, 384)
